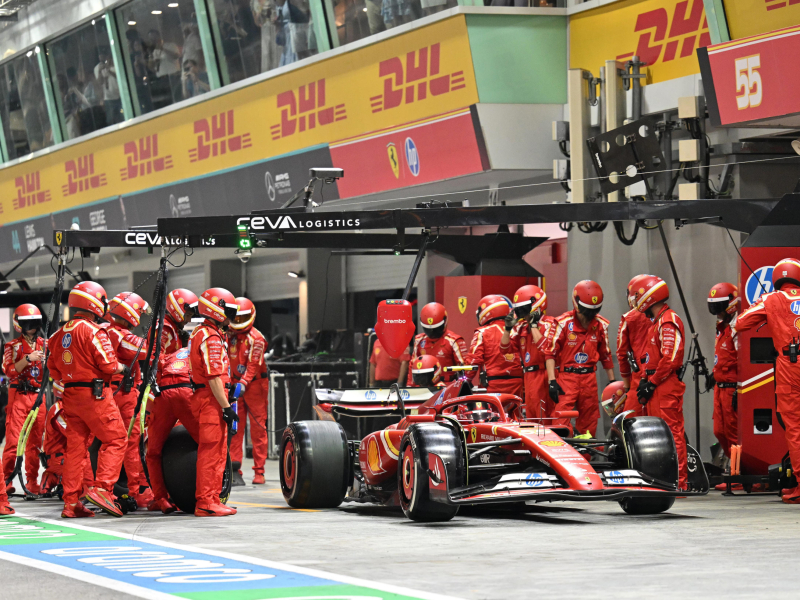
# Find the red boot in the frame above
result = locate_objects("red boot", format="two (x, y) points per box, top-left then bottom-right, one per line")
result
(26, 481), (41, 495)
(61, 502), (96, 518)
(781, 485), (800, 497)
(148, 498), (177, 514)
(0, 503), (14, 516)
(217, 503), (237, 515)
(131, 487), (154, 509)
(253, 473), (265, 485)
(195, 503), (234, 517)
(85, 488), (123, 517)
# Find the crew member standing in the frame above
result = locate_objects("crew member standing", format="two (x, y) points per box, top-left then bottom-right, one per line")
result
(708, 283), (740, 460)
(544, 281), (615, 436)
(105, 292), (153, 508)
(467, 295), (523, 396)
(368, 337), (410, 387)
(736, 258), (800, 504)
(189, 287), (239, 517)
(228, 298), (269, 485)
(633, 275), (688, 491)
(618, 275), (655, 416)
(48, 281), (127, 518)
(2, 305), (46, 494)
(500, 285), (555, 418)
(402, 302), (467, 384)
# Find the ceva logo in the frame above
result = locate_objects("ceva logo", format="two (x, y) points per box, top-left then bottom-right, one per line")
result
(745, 266), (773, 306)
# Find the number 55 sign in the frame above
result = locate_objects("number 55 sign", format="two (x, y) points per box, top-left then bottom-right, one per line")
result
(699, 25), (800, 126)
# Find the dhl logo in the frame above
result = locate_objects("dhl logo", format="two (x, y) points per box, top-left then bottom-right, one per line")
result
(370, 43), (466, 113)
(764, 0), (800, 11)
(270, 79), (346, 140)
(189, 110), (252, 163)
(616, 0), (711, 68)
(13, 171), (51, 210)
(62, 155), (107, 197)
(120, 134), (173, 181)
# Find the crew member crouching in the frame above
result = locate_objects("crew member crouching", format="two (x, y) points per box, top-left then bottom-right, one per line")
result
(403, 302), (466, 384)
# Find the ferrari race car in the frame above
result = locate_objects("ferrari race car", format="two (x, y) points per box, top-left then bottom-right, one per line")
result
(280, 371), (709, 521)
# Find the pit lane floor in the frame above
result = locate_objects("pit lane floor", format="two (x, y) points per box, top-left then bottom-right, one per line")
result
(2, 457), (799, 600)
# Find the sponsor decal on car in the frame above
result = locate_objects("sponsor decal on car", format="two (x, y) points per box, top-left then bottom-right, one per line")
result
(539, 440), (566, 447)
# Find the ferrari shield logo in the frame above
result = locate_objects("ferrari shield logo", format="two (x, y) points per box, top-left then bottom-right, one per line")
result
(710, 289), (717, 297)
(458, 297), (467, 314)
(470, 427), (477, 443)
(56, 231), (62, 245)
(387, 143), (400, 179)
(592, 296), (598, 304)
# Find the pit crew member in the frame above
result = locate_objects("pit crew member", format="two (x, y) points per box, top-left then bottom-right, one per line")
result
(368, 337), (410, 387)
(410, 354), (444, 388)
(161, 288), (199, 358)
(708, 283), (740, 460)
(39, 398), (94, 496)
(618, 275), (655, 416)
(402, 302), (466, 384)
(467, 295), (523, 396)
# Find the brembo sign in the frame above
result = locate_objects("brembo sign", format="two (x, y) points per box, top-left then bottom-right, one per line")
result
(237, 215), (361, 231)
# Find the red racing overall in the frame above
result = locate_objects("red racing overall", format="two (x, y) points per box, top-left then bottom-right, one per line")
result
(642, 305), (688, 490)
(47, 316), (126, 505)
(39, 401), (94, 494)
(544, 310), (613, 436)
(406, 330), (467, 385)
(617, 308), (653, 416)
(189, 320), (231, 506)
(228, 327), (269, 476)
(713, 320), (738, 457)
(467, 321), (524, 395)
(501, 316), (556, 418)
(2, 334), (45, 490)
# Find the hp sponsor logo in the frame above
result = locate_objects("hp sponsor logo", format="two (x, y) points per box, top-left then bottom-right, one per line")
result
(607, 471), (625, 484)
(405, 138), (420, 177)
(791, 300), (800, 316)
(401, 389), (410, 400)
(365, 390), (377, 400)
(745, 266), (773, 306)
(524, 473), (545, 488)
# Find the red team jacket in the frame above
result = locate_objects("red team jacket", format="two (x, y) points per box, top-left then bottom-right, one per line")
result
(2, 335), (45, 387)
(229, 328), (268, 388)
(407, 330), (467, 384)
(714, 321), (738, 384)
(544, 311), (613, 372)
(160, 348), (191, 386)
(189, 321), (231, 388)
(48, 316), (119, 385)
(467, 322), (523, 378)
(642, 307), (685, 384)
(617, 309), (652, 380)
(105, 323), (147, 387)
(501, 317), (556, 371)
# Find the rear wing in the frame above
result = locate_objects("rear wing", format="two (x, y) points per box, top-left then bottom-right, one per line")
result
(314, 386), (437, 417)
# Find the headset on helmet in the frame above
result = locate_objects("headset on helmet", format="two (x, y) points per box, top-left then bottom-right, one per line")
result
(772, 258), (800, 290)
(198, 288), (238, 324)
(230, 297), (256, 332)
(634, 275), (669, 314)
(601, 381), (627, 418)
(68, 281), (108, 319)
(109, 292), (151, 328)
(166, 288), (199, 324)
(419, 302), (447, 338)
(475, 294), (511, 326)
(411, 355), (442, 387)
(13, 304), (42, 334)
(512, 285), (547, 319)
(573, 280), (604, 319)
(708, 282), (739, 317)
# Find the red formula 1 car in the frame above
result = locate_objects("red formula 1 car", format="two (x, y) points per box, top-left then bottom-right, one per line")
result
(280, 371), (708, 522)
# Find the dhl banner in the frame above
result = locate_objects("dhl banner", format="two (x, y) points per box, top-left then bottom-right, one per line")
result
(723, 0), (800, 41)
(0, 15), (478, 227)
(570, 0), (711, 85)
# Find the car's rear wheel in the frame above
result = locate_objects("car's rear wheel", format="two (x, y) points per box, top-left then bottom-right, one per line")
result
(280, 421), (350, 508)
(398, 422), (465, 522)
(612, 416), (677, 515)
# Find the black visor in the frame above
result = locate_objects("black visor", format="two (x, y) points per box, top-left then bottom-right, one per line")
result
(708, 300), (727, 316)
(577, 305), (601, 320)
(412, 371), (435, 387)
(422, 323), (445, 338)
(18, 317), (42, 331)
(223, 303), (239, 321)
(514, 304), (531, 319)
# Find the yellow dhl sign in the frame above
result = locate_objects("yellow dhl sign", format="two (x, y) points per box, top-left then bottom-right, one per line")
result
(0, 16), (477, 225)
(570, 0), (711, 85)
(723, 0), (800, 40)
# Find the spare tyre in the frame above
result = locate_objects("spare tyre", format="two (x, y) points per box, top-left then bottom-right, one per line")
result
(163, 425), (233, 513)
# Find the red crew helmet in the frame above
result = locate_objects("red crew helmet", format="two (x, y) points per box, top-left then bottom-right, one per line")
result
(476, 295), (511, 326)
(573, 280), (604, 318)
(773, 258), (800, 290)
(420, 302), (447, 338)
(198, 288), (238, 324)
(13, 304), (42, 333)
(512, 285), (547, 319)
(411, 354), (442, 387)
(634, 275), (669, 313)
(708, 283), (740, 316)
(109, 292), (150, 328)
(166, 288), (198, 324)
(627, 275), (651, 310)
(230, 297), (256, 332)
(68, 281), (108, 319)
(601, 381), (627, 418)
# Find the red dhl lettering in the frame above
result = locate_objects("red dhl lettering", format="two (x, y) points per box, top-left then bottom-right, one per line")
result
(764, 0), (799, 11)
(13, 171), (51, 210)
(270, 79), (346, 140)
(120, 134), (174, 181)
(616, 0), (711, 67)
(370, 43), (466, 113)
(62, 154), (107, 196)
(189, 110), (252, 162)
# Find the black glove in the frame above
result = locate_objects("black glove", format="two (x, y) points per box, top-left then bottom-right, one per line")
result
(548, 380), (564, 404)
(706, 374), (716, 393)
(530, 310), (542, 326)
(637, 378), (657, 405)
(504, 313), (517, 332)
(732, 391), (738, 413)
(222, 406), (239, 427)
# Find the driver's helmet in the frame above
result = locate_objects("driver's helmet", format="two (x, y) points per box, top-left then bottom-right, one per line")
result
(468, 409), (498, 423)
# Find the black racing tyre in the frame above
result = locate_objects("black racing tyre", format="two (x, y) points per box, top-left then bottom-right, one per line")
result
(398, 422), (465, 522)
(162, 425), (233, 514)
(611, 416), (677, 515)
(280, 421), (350, 509)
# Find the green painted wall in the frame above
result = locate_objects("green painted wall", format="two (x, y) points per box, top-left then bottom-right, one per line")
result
(466, 14), (567, 104)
